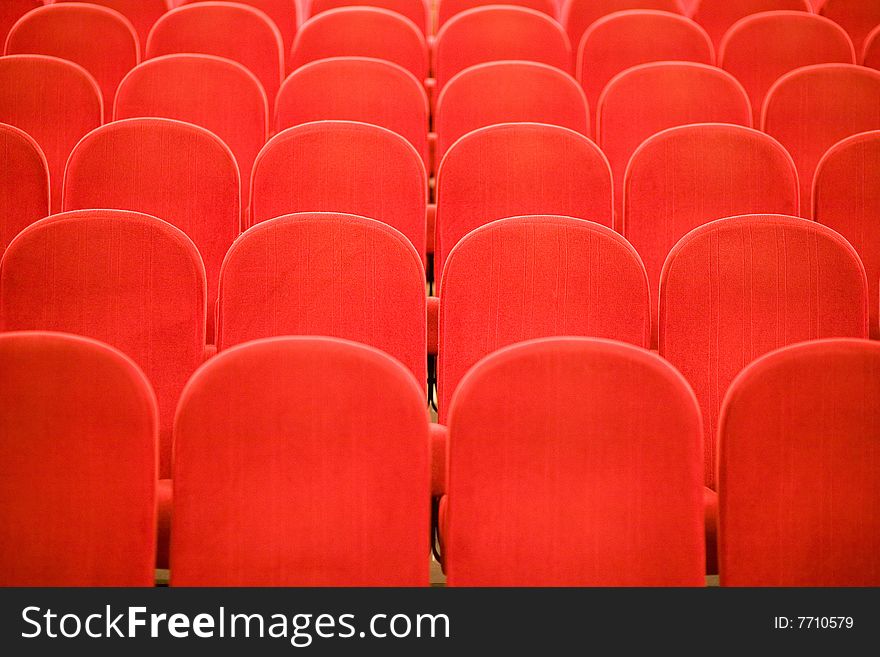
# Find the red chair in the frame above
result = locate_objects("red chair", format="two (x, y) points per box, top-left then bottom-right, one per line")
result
(434, 6), (571, 92)
(275, 57), (428, 168)
(0, 55), (102, 213)
(814, 131), (880, 339)
(146, 2), (284, 113)
(719, 339), (880, 586)
(311, 0), (430, 34)
(5, 2), (139, 117)
(115, 54), (268, 202)
(438, 0), (557, 29)
(762, 64), (880, 210)
(56, 1), (168, 48)
(290, 7), (428, 82)
(0, 123), (49, 256)
(623, 123), (799, 341)
(434, 123), (612, 281)
(437, 216), (650, 421)
(577, 10), (714, 134)
(62, 118), (240, 342)
(820, 0), (880, 55)
(171, 336), (430, 586)
(562, 0), (684, 56)
(179, 0), (299, 58)
(250, 121), (427, 261)
(598, 61), (751, 214)
(442, 337), (704, 586)
(0, 2), (41, 51)
(435, 61), (589, 161)
(719, 11), (856, 126)
(692, 0), (811, 50)
(863, 23), (880, 68)
(0, 331), (157, 586)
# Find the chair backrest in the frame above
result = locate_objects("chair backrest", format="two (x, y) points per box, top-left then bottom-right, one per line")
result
(217, 212), (427, 385)
(311, 0), (430, 34)
(179, 0), (299, 57)
(0, 331), (157, 586)
(0, 210), (207, 480)
(438, 0), (557, 29)
(0, 123), (49, 255)
(719, 11), (856, 126)
(434, 122), (612, 280)
(562, 0), (684, 54)
(577, 10), (714, 132)
(435, 61), (589, 160)
(250, 120), (427, 260)
(290, 7), (428, 81)
(0, 54), (102, 213)
(438, 216), (650, 419)
(434, 6), (571, 92)
(171, 336), (430, 586)
(275, 57), (428, 167)
(146, 2), (284, 112)
(56, 0), (168, 48)
(719, 338), (880, 586)
(0, 1), (41, 51)
(62, 117), (240, 342)
(762, 63), (880, 208)
(820, 0), (880, 55)
(865, 24), (880, 68)
(693, 0), (812, 50)
(5, 2), (139, 117)
(597, 61), (751, 213)
(444, 336), (704, 586)
(115, 54), (268, 201)
(813, 131), (880, 339)
(659, 214), (869, 489)
(623, 123), (799, 338)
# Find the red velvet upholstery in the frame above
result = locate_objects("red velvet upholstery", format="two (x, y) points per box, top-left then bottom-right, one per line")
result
(438, 0), (557, 29)
(62, 117), (240, 343)
(250, 121), (427, 261)
(434, 7), (571, 91)
(0, 123), (49, 255)
(719, 339), (880, 586)
(146, 2), (284, 113)
(217, 212), (427, 386)
(434, 123), (612, 280)
(0, 331), (157, 586)
(0, 1), (41, 52)
(623, 123), (799, 341)
(598, 61), (751, 216)
(443, 337), (704, 586)
(5, 3), (139, 116)
(290, 7), (428, 81)
(437, 216), (650, 421)
(275, 57), (429, 168)
(171, 336), (430, 586)
(435, 61), (589, 161)
(57, 0), (167, 48)
(577, 10), (714, 133)
(312, 0), (430, 34)
(180, 0), (299, 58)
(659, 214), (869, 489)
(115, 54), (268, 201)
(814, 131), (880, 339)
(693, 0), (811, 50)
(820, 0), (880, 55)
(0, 54), (102, 213)
(719, 11), (856, 126)
(865, 24), (880, 68)
(762, 64), (880, 209)
(0, 209), (207, 481)
(562, 0), (684, 56)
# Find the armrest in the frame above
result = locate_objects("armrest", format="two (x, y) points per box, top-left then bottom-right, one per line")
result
(426, 203), (436, 254)
(428, 131), (437, 178)
(430, 422), (447, 497)
(427, 295), (439, 356)
(203, 343), (217, 361)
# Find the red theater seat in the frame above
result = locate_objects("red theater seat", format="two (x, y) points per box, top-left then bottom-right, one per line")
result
(577, 10), (714, 133)
(56, 0), (168, 48)
(179, 0), (299, 58)
(311, 0), (430, 34)
(562, 0), (684, 56)
(692, 0), (812, 50)
(435, 61), (589, 161)
(719, 339), (880, 586)
(0, 332), (157, 586)
(0, 123), (49, 256)
(659, 214), (869, 491)
(820, 0), (880, 55)
(762, 64), (880, 210)
(275, 57), (429, 168)
(863, 24), (880, 68)
(62, 118), (240, 342)
(433, 123), (612, 281)
(0, 2), (42, 52)
(250, 120), (427, 260)
(438, 0), (557, 29)
(216, 212), (427, 386)
(719, 11), (856, 126)
(171, 336), (430, 586)
(0, 55), (101, 214)
(814, 131), (880, 339)
(442, 337), (704, 586)
(434, 7), (571, 92)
